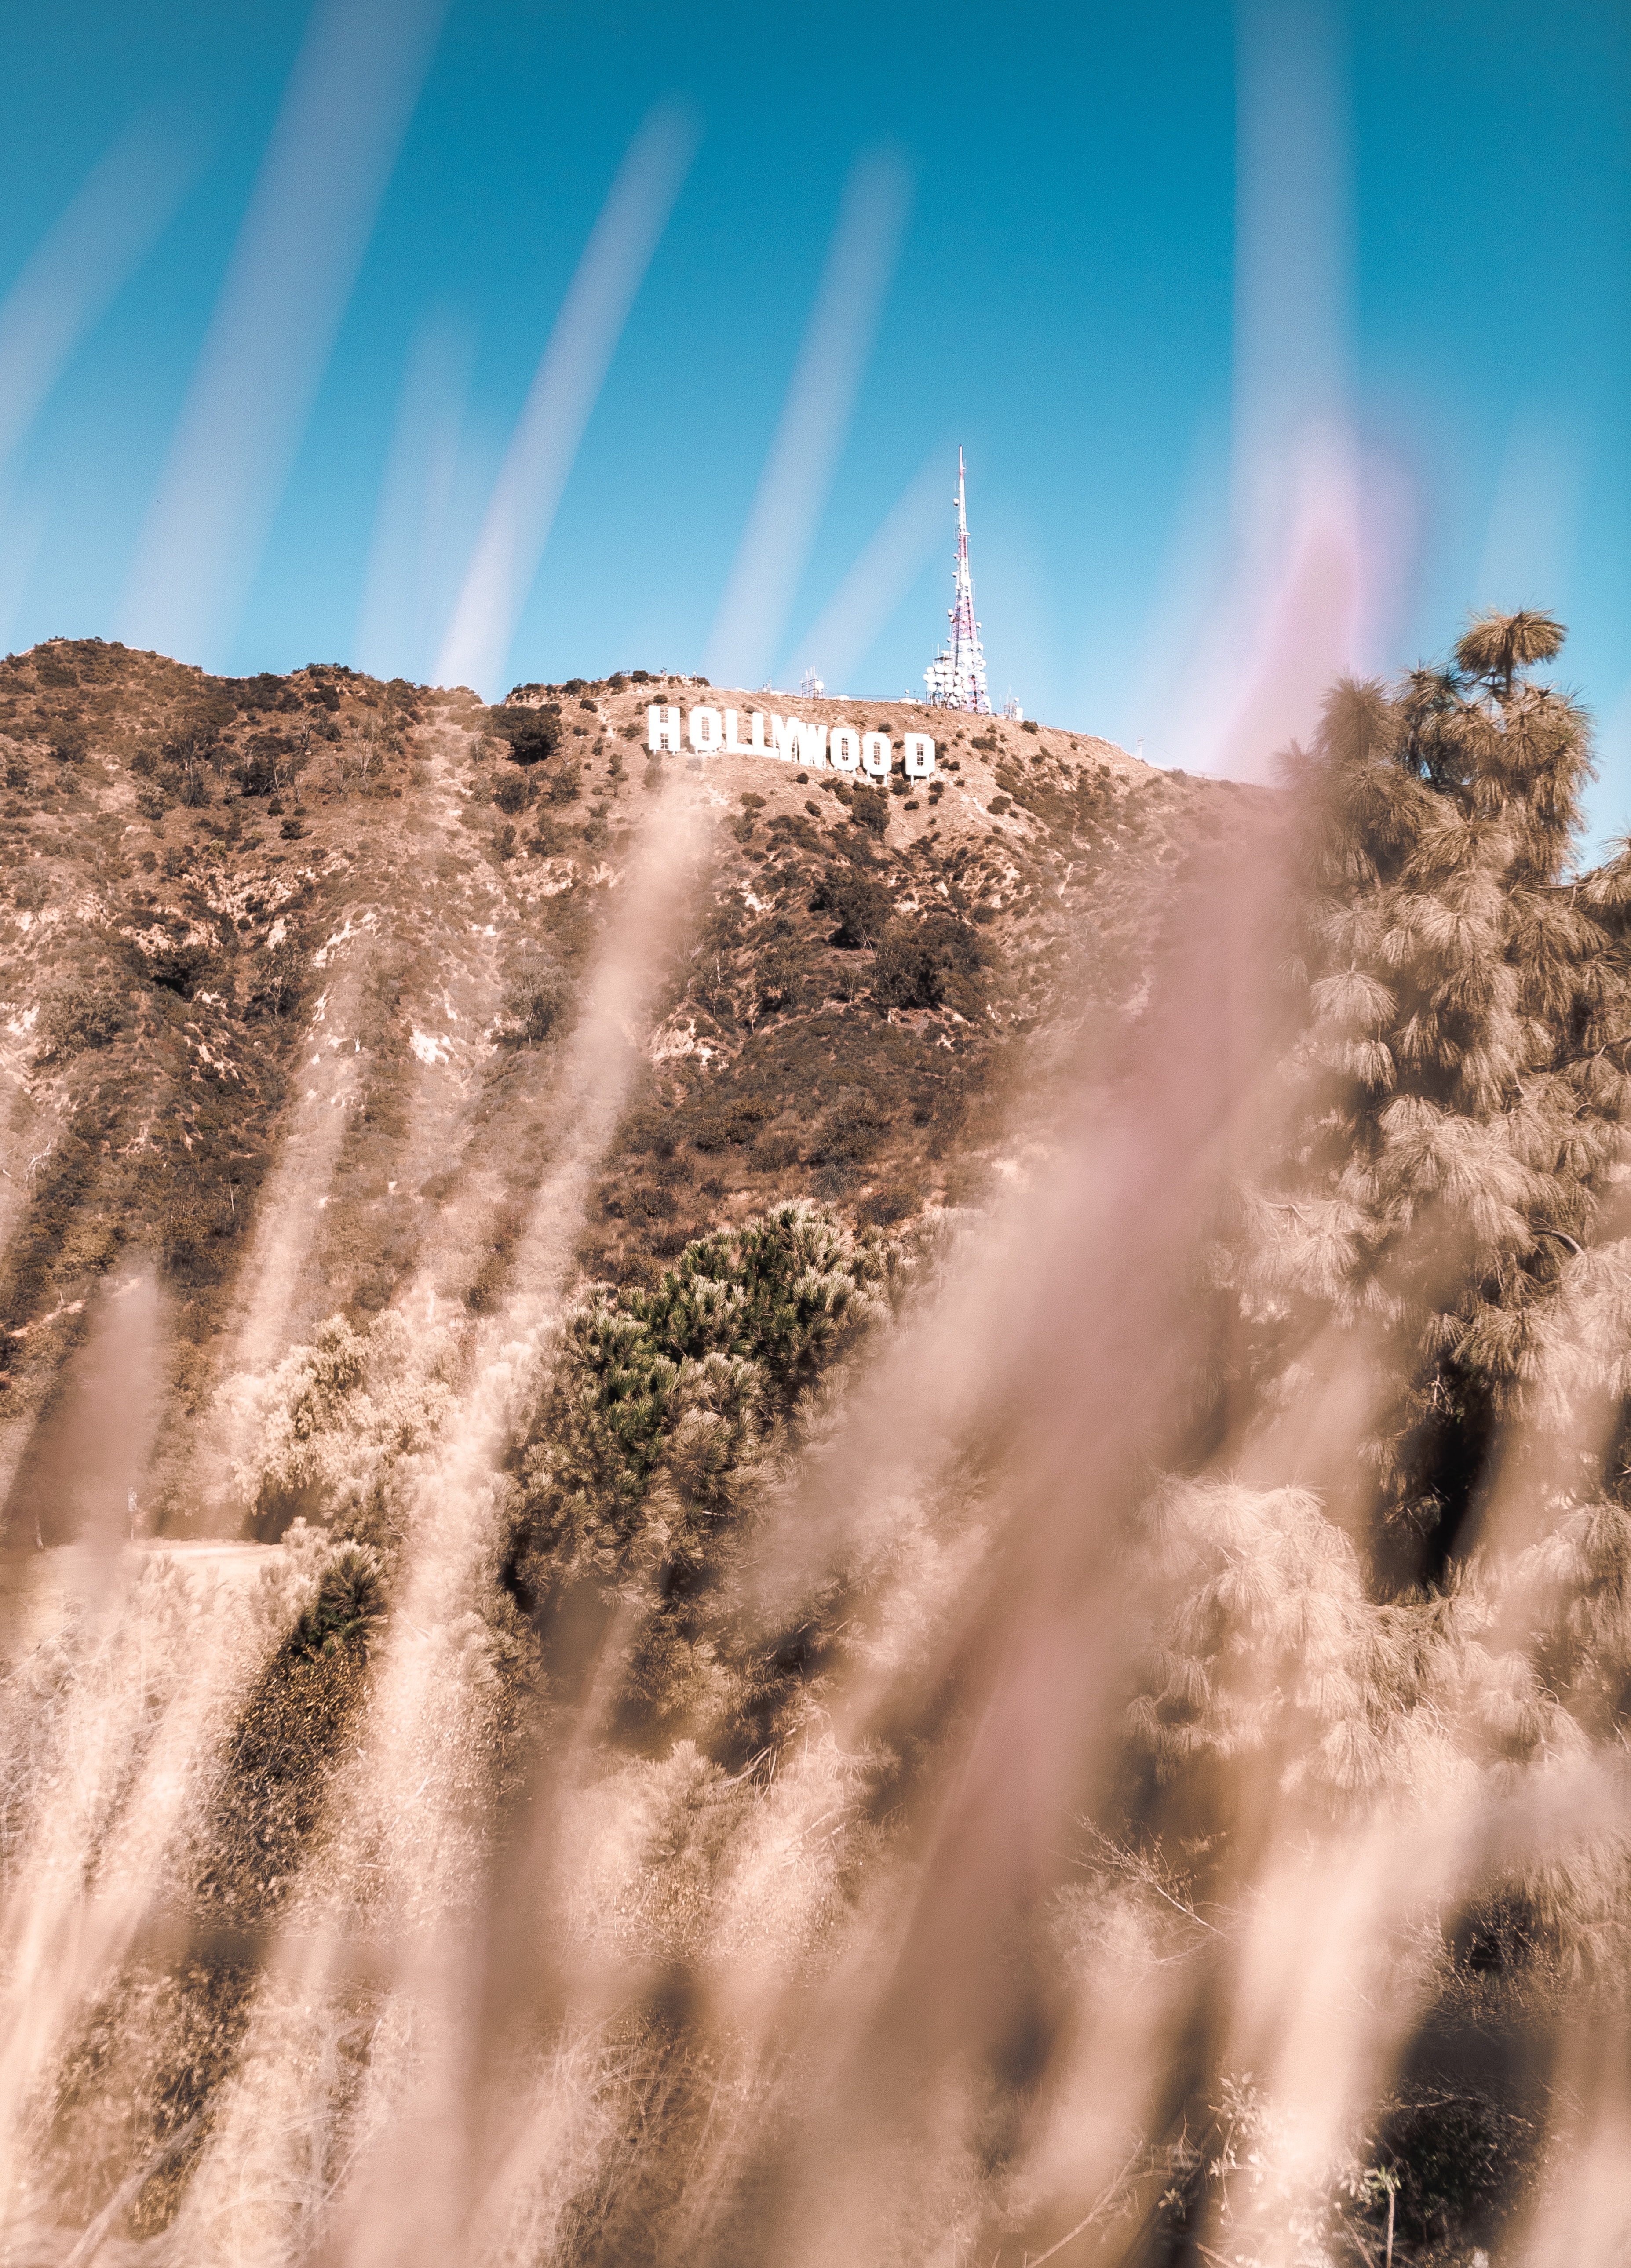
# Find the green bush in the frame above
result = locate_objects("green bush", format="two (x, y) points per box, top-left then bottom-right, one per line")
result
(809, 1095), (886, 1163)
(754, 948), (800, 1018)
(512, 1201), (890, 1603)
(615, 1110), (679, 1160)
(849, 783), (889, 836)
(752, 1128), (803, 1172)
(143, 939), (212, 997)
(246, 940), (301, 1020)
(1373, 2094), (1531, 2247)
(499, 951), (569, 1042)
(285, 1546), (386, 1662)
(873, 923), (941, 1008)
(874, 914), (985, 1012)
(489, 706), (560, 766)
(810, 868), (889, 948)
(43, 982), (125, 1054)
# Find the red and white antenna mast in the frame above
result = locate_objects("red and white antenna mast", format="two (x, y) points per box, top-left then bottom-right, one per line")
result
(924, 445), (990, 713)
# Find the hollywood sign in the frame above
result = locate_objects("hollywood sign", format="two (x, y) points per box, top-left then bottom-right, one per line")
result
(648, 705), (936, 779)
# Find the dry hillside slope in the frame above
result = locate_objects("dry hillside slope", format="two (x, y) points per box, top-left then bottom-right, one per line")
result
(0, 637), (1242, 1537)
(0, 612), (1624, 2265)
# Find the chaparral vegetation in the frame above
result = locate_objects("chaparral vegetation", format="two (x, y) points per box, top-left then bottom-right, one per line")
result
(0, 612), (1627, 2264)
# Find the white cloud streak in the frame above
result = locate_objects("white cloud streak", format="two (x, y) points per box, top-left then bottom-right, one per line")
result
(0, 113), (200, 478)
(1128, 0), (1401, 781)
(434, 103), (700, 699)
(117, 0), (450, 669)
(1230, 0), (1351, 498)
(785, 449), (946, 695)
(704, 148), (913, 694)
(353, 309), (477, 682)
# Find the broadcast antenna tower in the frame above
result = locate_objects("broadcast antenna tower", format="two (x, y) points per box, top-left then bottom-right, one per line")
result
(923, 447), (990, 714)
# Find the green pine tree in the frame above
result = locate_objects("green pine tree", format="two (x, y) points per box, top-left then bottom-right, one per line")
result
(1229, 608), (1631, 1584)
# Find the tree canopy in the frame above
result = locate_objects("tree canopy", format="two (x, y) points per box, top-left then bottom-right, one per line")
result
(1220, 608), (1631, 1586)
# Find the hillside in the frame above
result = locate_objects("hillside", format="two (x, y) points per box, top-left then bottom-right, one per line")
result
(3, 618), (1620, 2268)
(0, 637), (1236, 1538)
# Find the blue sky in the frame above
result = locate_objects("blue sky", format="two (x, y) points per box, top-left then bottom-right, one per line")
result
(1, 2), (1626, 825)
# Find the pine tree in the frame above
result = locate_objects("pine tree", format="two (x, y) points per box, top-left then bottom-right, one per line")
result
(1131, 608), (1631, 1986)
(1230, 608), (1631, 1584)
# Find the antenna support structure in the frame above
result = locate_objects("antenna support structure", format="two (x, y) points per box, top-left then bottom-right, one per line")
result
(923, 447), (991, 714)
